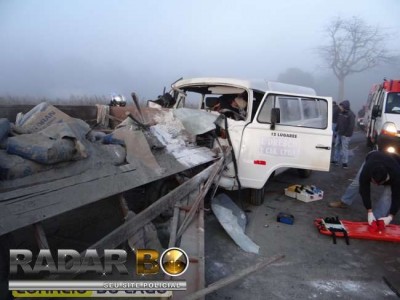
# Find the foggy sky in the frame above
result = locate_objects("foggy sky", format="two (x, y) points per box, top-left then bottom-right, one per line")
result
(0, 0), (399, 110)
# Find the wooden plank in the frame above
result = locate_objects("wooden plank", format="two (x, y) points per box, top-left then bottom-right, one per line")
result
(197, 198), (206, 295)
(176, 157), (224, 239)
(118, 194), (130, 219)
(170, 185), (206, 299)
(175, 202), (202, 298)
(168, 204), (181, 248)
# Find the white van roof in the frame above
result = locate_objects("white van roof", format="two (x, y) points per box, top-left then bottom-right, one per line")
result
(172, 77), (317, 96)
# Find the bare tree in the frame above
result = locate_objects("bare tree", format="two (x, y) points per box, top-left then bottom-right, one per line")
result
(319, 17), (389, 101)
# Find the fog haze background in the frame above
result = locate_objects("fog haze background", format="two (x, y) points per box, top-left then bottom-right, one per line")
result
(0, 0), (399, 112)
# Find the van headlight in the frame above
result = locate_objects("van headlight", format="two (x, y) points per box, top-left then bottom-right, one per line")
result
(386, 146), (396, 153)
(381, 122), (398, 136)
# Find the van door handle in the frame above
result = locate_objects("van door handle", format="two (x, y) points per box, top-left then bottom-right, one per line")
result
(315, 145), (331, 150)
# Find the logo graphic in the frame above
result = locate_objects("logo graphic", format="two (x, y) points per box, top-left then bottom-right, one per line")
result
(160, 248), (189, 276)
(135, 247), (189, 276)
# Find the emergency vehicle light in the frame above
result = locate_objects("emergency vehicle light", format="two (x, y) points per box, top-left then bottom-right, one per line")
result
(383, 80), (400, 93)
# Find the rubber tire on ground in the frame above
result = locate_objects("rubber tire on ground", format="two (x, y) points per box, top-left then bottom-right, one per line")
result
(297, 169), (312, 178)
(249, 186), (266, 206)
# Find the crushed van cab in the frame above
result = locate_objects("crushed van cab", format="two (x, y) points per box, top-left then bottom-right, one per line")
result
(168, 77), (333, 205)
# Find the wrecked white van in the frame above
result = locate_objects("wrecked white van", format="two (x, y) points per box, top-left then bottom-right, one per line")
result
(169, 77), (333, 205)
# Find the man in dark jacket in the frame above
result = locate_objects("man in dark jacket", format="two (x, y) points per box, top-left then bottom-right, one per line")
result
(329, 151), (400, 226)
(359, 151), (400, 225)
(332, 100), (355, 169)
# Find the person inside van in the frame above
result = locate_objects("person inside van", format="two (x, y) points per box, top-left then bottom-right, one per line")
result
(218, 93), (248, 120)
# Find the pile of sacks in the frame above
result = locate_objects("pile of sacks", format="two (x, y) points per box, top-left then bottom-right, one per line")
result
(0, 103), (125, 180)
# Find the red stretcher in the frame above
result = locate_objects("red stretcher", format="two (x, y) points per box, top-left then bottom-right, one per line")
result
(314, 218), (400, 243)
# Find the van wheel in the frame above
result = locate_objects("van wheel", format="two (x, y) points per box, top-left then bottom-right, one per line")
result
(297, 169), (312, 178)
(249, 186), (266, 206)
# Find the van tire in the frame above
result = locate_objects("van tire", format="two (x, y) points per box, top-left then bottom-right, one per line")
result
(297, 169), (312, 178)
(249, 186), (265, 206)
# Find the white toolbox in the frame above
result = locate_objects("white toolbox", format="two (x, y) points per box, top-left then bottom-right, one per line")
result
(284, 185), (324, 203)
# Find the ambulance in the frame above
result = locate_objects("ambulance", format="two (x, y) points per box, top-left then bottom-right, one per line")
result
(364, 79), (400, 153)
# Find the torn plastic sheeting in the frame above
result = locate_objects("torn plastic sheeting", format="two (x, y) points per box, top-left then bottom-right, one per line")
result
(150, 123), (214, 168)
(6, 120), (90, 165)
(212, 193), (260, 254)
(173, 108), (218, 135)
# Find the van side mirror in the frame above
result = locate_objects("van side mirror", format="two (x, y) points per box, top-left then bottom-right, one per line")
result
(372, 105), (380, 119)
(271, 108), (280, 130)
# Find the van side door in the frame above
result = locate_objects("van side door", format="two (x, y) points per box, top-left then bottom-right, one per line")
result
(366, 89), (385, 144)
(237, 93), (332, 189)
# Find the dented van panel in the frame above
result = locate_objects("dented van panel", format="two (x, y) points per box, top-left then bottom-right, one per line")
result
(169, 77), (333, 203)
